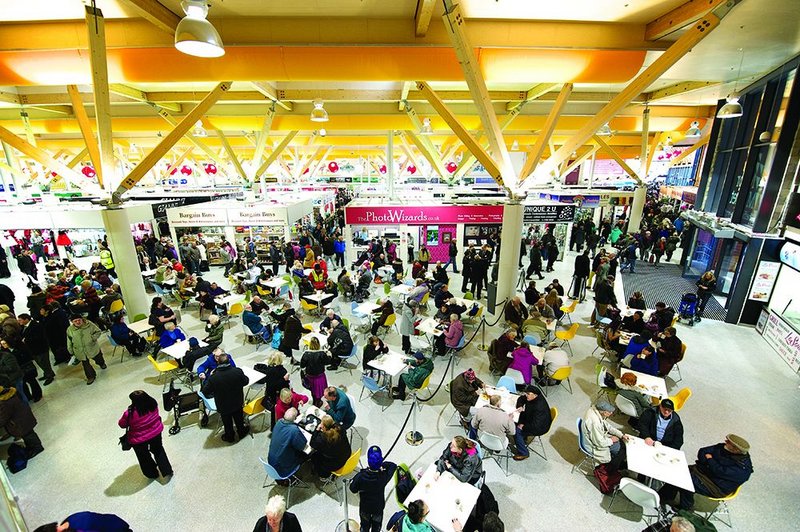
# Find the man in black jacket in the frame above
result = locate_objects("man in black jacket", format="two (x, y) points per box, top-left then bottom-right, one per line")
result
(350, 446), (398, 532)
(513, 385), (551, 461)
(326, 320), (354, 370)
(16, 250), (37, 280)
(17, 314), (55, 385)
(572, 249), (591, 300)
(637, 399), (684, 450)
(200, 351), (250, 443)
(593, 275), (618, 324)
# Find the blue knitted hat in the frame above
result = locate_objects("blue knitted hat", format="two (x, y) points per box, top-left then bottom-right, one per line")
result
(367, 445), (383, 470)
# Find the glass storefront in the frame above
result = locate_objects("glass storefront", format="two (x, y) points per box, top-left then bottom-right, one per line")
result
(687, 229), (715, 277)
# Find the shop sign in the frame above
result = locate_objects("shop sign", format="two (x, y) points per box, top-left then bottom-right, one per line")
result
(227, 207), (287, 225)
(166, 207), (228, 226)
(761, 311), (800, 372)
(150, 193), (242, 218)
(344, 205), (504, 225)
(748, 261), (780, 301)
(681, 190), (697, 204)
(536, 192), (602, 208)
(779, 241), (800, 271)
(523, 204), (575, 224)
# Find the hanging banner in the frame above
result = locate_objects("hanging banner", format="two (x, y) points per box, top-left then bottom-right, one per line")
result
(749, 261), (780, 301)
(523, 204), (576, 224)
(166, 206), (228, 227)
(345, 205), (504, 225)
(227, 207), (288, 226)
(761, 311), (800, 372)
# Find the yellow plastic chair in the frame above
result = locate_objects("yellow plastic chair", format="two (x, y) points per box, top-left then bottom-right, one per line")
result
(108, 299), (124, 314)
(669, 387), (692, 411)
(324, 447), (362, 502)
(379, 313), (398, 337)
(229, 302), (245, 317)
(419, 292), (430, 312)
(528, 406), (558, 460)
(300, 299), (320, 316)
(559, 299), (578, 325)
(701, 485), (742, 528)
(544, 366), (572, 396)
(243, 397), (267, 433)
(465, 305), (483, 327)
(671, 315), (679, 327)
(555, 323), (579, 356)
(148, 355), (180, 385)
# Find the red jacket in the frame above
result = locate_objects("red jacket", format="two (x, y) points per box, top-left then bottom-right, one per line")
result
(275, 390), (309, 422)
(118, 408), (164, 445)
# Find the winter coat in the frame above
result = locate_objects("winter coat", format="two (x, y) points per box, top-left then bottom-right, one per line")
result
(516, 394), (551, 437)
(27, 292), (47, 316)
(66, 320), (102, 360)
(0, 387), (37, 437)
(0, 352), (23, 388)
(692, 443), (753, 496)
(637, 407), (684, 450)
(349, 462), (398, 513)
(20, 320), (48, 355)
(326, 390), (356, 430)
(435, 443), (482, 484)
(471, 404), (515, 442)
(401, 357), (434, 390)
(449, 374), (484, 417)
(327, 324), (354, 359)
(268, 419), (308, 477)
(582, 405), (622, 463)
(204, 322), (224, 346)
(508, 346), (540, 385)
(310, 428), (352, 477)
(399, 302), (417, 336)
(574, 254), (591, 277)
(201, 364), (249, 415)
(281, 315), (310, 351)
(43, 307), (70, 349)
(118, 407), (164, 445)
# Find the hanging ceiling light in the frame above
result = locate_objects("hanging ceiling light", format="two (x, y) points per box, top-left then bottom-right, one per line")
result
(310, 99), (329, 122)
(686, 121), (702, 137)
(511, 140), (519, 151)
(597, 123), (612, 136)
(717, 95), (743, 119)
(193, 120), (207, 137)
(420, 117), (434, 135)
(175, 1), (225, 58)
(319, 128), (327, 137)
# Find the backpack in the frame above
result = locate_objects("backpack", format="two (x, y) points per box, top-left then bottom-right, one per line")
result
(271, 329), (283, 349)
(593, 463), (622, 494)
(7, 443), (28, 474)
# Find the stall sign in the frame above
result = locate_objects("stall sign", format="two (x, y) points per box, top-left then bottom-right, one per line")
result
(150, 193), (241, 218)
(761, 311), (800, 372)
(227, 207), (287, 226)
(779, 241), (800, 271)
(536, 192), (602, 208)
(345, 205), (504, 225)
(748, 261), (780, 301)
(166, 207), (228, 226)
(523, 204), (575, 224)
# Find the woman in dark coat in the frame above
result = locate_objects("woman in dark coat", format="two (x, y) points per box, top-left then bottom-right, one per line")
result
(309, 415), (352, 479)
(40, 302), (70, 365)
(0, 247), (10, 278)
(279, 313), (311, 360)
(526, 244), (544, 280)
(0, 385), (44, 458)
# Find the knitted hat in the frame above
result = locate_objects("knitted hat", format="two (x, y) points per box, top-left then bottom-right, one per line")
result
(188, 337), (199, 348)
(463, 369), (476, 382)
(596, 400), (615, 413)
(367, 446), (384, 470)
(413, 351), (425, 361)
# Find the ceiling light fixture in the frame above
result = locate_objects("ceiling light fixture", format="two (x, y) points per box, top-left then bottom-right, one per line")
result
(175, 1), (225, 58)
(597, 123), (612, 136)
(319, 128), (327, 137)
(717, 96), (743, 119)
(511, 140), (519, 151)
(686, 121), (702, 137)
(420, 117), (434, 135)
(310, 99), (329, 122)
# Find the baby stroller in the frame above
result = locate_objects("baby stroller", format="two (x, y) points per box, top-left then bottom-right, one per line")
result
(162, 379), (202, 435)
(678, 293), (697, 326)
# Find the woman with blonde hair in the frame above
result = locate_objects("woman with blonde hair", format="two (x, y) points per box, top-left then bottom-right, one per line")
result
(695, 270), (717, 322)
(300, 336), (330, 406)
(545, 289), (563, 320)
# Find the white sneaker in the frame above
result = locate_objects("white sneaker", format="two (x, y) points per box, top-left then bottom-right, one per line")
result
(69, 356), (79, 366)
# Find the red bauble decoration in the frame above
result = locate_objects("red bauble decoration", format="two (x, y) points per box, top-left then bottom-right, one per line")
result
(180, 165), (193, 176)
(80, 166), (96, 178)
(170, 166), (178, 175)
(328, 161), (339, 173)
(204, 163), (217, 175)
(445, 161), (457, 173)
(379, 164), (387, 174)
(303, 167), (310, 175)
(407, 165), (417, 174)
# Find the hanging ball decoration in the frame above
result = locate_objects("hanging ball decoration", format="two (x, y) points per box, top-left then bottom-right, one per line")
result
(303, 167), (310, 175)
(170, 166), (179, 175)
(180, 164), (193, 176)
(379, 164), (387, 174)
(50, 171), (58, 177)
(445, 161), (457, 173)
(407, 164), (417, 174)
(328, 161), (339, 173)
(204, 163), (217, 175)
(80, 166), (96, 178)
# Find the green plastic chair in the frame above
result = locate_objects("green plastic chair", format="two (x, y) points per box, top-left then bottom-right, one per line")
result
(393, 463), (415, 511)
(132, 313), (147, 322)
(464, 292), (474, 300)
(383, 282), (392, 295)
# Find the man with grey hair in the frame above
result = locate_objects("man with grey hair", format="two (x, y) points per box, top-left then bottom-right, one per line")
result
(583, 399), (626, 473)
(319, 308), (342, 334)
(268, 407), (308, 480)
(252, 494), (302, 532)
(470, 395), (515, 447)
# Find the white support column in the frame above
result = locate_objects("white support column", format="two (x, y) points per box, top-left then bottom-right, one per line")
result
(628, 106), (651, 233)
(101, 208), (149, 319)
(496, 202), (524, 311)
(2, 142), (20, 196)
(343, 225), (354, 266)
(387, 132), (395, 200)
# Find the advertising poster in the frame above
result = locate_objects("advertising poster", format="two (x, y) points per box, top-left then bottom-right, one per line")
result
(749, 261), (780, 301)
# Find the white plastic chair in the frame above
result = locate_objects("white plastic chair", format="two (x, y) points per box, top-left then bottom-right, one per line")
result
(614, 394), (640, 418)
(572, 418), (598, 474)
(478, 430), (511, 477)
(606, 477), (663, 525)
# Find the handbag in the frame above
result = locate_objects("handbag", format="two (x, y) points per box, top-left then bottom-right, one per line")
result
(119, 406), (134, 451)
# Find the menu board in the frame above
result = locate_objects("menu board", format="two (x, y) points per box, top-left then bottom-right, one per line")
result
(761, 311), (800, 372)
(748, 261), (780, 301)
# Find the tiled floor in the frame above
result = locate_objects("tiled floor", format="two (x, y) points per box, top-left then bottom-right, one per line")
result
(3, 248), (798, 531)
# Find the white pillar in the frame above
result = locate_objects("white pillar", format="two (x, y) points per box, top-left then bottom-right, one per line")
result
(101, 208), (149, 319)
(496, 201), (523, 309)
(343, 224), (354, 266)
(628, 187), (647, 233)
(387, 132), (395, 200)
